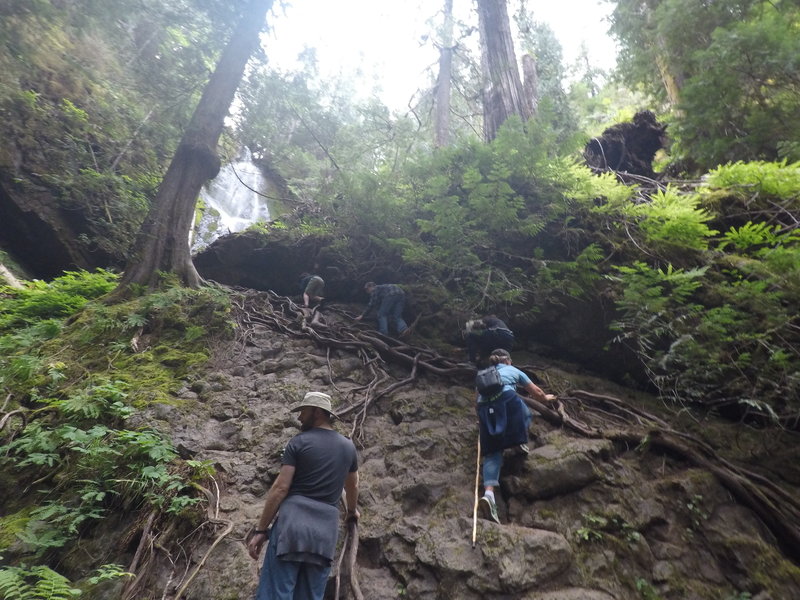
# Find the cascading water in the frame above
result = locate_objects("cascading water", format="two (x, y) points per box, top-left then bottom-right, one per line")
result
(191, 149), (271, 253)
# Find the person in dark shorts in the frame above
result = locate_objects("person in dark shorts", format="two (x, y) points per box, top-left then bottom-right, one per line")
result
(299, 273), (325, 307)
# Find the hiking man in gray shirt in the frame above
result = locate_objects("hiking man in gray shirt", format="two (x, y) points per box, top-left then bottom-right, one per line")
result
(247, 392), (359, 599)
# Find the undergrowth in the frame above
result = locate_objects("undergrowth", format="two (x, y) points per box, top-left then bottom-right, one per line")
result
(607, 161), (800, 422)
(0, 270), (233, 595)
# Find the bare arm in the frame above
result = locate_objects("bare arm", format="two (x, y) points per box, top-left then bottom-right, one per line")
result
(247, 464), (295, 559)
(523, 381), (556, 403)
(344, 470), (360, 520)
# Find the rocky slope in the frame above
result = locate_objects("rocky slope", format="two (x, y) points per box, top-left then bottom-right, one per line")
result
(124, 292), (800, 600)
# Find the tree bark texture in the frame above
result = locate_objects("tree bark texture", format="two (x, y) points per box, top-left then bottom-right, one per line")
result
(115, 0), (273, 293)
(477, 0), (531, 141)
(521, 53), (538, 117)
(647, 7), (682, 109)
(434, 0), (455, 147)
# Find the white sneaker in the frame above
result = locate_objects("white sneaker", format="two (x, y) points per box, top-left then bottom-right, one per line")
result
(478, 495), (500, 524)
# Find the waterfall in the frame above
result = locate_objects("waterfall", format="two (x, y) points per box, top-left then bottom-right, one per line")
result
(191, 149), (271, 252)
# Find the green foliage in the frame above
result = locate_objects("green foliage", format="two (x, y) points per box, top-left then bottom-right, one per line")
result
(576, 513), (607, 543)
(719, 222), (780, 253)
(0, 270), (117, 330)
(0, 0), (243, 261)
(575, 526), (603, 543)
(87, 564), (133, 585)
(686, 494), (708, 531)
(602, 158), (800, 417)
(0, 273), (230, 576)
(609, 0), (800, 169)
(628, 187), (717, 253)
(0, 565), (81, 600)
(0, 562), (132, 599)
(330, 118), (618, 314)
(513, 10), (579, 145)
(576, 512), (642, 547)
(703, 161), (800, 200)
(674, 7), (800, 167)
(1, 413), (200, 555)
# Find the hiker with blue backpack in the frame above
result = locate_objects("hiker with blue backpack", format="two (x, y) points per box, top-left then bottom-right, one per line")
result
(475, 348), (555, 523)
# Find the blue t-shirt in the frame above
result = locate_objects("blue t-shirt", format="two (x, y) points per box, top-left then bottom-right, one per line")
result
(282, 428), (358, 506)
(478, 364), (531, 401)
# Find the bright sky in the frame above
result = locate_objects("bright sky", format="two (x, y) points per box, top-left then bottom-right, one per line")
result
(264, 0), (617, 110)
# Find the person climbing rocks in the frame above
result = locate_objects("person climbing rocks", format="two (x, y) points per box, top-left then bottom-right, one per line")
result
(247, 392), (359, 600)
(465, 315), (514, 365)
(299, 273), (325, 307)
(475, 349), (555, 524)
(354, 282), (409, 337)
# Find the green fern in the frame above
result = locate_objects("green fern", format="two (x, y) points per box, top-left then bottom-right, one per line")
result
(0, 566), (27, 600)
(703, 160), (800, 199)
(630, 186), (717, 252)
(719, 221), (778, 251)
(0, 565), (81, 599)
(30, 566), (82, 599)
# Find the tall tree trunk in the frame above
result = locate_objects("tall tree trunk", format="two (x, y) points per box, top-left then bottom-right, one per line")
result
(476, 0), (530, 141)
(434, 0), (455, 147)
(112, 0), (273, 296)
(521, 53), (538, 117)
(646, 6), (682, 109)
(654, 33), (682, 108)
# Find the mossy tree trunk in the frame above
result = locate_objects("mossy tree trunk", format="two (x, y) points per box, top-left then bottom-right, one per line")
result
(112, 0), (273, 296)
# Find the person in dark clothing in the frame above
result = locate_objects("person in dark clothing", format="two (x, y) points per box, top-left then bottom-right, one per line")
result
(247, 392), (359, 600)
(299, 273), (325, 307)
(354, 282), (409, 337)
(465, 315), (514, 365)
(475, 349), (555, 524)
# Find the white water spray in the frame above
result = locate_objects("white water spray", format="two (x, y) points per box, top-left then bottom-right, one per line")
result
(192, 149), (271, 252)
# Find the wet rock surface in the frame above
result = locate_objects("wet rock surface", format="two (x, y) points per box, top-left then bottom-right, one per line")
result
(130, 307), (800, 599)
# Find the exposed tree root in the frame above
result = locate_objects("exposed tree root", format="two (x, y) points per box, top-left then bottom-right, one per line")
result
(334, 519), (363, 600)
(0, 408), (27, 444)
(173, 480), (234, 600)
(219, 286), (800, 593)
(522, 390), (800, 563)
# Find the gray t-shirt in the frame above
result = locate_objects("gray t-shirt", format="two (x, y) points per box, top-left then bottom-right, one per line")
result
(282, 427), (358, 506)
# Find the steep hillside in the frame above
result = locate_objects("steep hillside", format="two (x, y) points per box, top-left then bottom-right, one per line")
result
(1, 281), (799, 599)
(114, 290), (800, 599)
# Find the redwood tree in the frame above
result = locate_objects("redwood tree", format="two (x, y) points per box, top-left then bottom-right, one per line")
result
(476, 0), (531, 141)
(112, 0), (273, 295)
(434, 0), (455, 147)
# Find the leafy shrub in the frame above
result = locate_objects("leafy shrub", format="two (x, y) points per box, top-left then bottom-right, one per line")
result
(703, 161), (800, 200)
(630, 187), (717, 252)
(0, 270), (117, 330)
(0, 564), (81, 600)
(0, 280), (228, 574)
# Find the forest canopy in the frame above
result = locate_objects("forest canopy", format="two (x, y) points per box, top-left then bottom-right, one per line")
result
(0, 0), (798, 418)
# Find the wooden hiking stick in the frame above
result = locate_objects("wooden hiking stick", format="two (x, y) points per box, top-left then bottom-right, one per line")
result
(472, 435), (481, 548)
